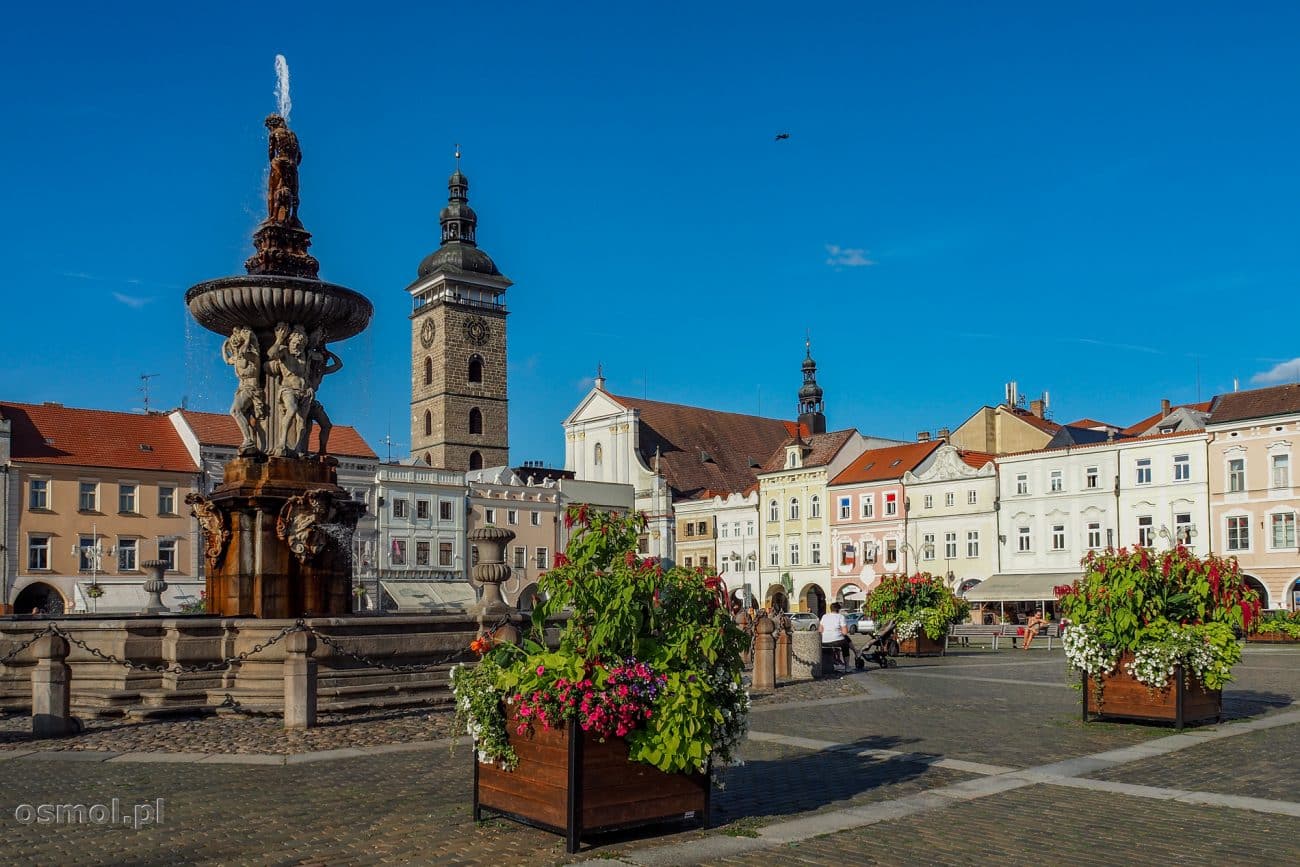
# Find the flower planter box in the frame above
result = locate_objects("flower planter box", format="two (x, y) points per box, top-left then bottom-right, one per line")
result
(474, 708), (709, 853)
(1246, 632), (1300, 644)
(897, 634), (945, 657)
(1081, 652), (1221, 731)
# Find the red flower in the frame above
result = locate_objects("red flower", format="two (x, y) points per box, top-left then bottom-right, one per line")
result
(553, 552), (569, 568)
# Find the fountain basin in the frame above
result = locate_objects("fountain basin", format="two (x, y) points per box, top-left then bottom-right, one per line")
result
(186, 274), (372, 341)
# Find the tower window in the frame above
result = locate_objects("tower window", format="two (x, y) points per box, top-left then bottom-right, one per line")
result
(424, 452), (432, 466)
(468, 354), (483, 384)
(424, 410), (432, 437)
(469, 451), (483, 471)
(424, 356), (433, 386)
(469, 407), (483, 435)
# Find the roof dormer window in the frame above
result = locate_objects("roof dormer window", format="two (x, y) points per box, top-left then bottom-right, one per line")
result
(786, 447), (801, 468)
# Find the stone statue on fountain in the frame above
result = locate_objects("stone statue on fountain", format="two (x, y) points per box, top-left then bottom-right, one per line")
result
(303, 326), (341, 457)
(222, 326), (268, 456)
(265, 114), (302, 226)
(265, 322), (314, 458)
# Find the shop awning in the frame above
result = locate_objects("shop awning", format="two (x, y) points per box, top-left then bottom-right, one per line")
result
(962, 573), (1081, 603)
(380, 580), (477, 613)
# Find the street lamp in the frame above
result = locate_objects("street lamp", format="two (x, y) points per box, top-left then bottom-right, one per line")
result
(71, 524), (112, 613)
(1158, 524), (1196, 548)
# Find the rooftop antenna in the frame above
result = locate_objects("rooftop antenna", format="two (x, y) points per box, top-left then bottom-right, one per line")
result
(140, 373), (161, 413)
(380, 414), (402, 462)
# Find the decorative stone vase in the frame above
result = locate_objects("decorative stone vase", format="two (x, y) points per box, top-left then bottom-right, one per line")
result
(898, 633), (945, 657)
(475, 707), (709, 854)
(1081, 652), (1222, 730)
(140, 560), (169, 615)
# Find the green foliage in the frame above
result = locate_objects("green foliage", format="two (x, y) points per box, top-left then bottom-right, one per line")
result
(863, 573), (969, 640)
(1252, 609), (1300, 638)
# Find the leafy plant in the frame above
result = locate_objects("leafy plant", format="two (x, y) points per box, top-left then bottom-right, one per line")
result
(863, 572), (969, 640)
(1252, 609), (1300, 639)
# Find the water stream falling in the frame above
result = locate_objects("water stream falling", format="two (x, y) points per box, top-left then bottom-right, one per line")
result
(274, 55), (292, 122)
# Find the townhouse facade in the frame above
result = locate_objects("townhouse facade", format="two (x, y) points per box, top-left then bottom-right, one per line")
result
(467, 467), (563, 609)
(370, 462), (469, 611)
(1206, 384), (1300, 610)
(900, 443), (999, 593)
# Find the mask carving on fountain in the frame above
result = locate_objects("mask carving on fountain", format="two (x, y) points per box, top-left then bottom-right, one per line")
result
(186, 492), (231, 568)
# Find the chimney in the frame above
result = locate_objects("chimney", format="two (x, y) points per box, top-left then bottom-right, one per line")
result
(916, 431), (931, 443)
(937, 427), (951, 443)
(1029, 399), (1045, 419)
(1161, 398), (1171, 417)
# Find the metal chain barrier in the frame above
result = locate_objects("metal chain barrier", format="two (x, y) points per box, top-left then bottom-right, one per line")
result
(0, 625), (56, 665)
(305, 615), (511, 673)
(47, 620), (306, 674)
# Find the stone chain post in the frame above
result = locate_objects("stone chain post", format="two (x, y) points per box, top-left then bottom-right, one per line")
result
(774, 617), (791, 681)
(751, 610), (776, 695)
(283, 630), (317, 730)
(31, 634), (74, 738)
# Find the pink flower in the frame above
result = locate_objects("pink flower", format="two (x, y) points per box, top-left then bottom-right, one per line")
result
(536, 665), (545, 676)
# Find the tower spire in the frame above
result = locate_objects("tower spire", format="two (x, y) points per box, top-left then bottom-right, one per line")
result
(797, 336), (826, 435)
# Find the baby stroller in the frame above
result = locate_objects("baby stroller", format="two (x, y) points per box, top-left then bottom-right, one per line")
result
(855, 619), (898, 670)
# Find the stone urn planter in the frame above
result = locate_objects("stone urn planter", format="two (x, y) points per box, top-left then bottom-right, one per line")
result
(898, 634), (945, 657)
(1081, 652), (1221, 730)
(474, 707), (709, 854)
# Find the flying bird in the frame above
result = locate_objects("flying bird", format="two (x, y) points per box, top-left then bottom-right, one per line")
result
(774, 132), (790, 141)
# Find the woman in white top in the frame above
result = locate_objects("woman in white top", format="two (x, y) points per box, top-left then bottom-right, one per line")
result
(819, 602), (853, 668)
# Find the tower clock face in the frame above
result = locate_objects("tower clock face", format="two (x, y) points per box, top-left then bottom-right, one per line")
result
(420, 318), (436, 348)
(465, 316), (489, 346)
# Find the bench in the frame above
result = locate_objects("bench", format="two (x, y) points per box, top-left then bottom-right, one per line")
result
(1001, 623), (1061, 650)
(946, 624), (1005, 651)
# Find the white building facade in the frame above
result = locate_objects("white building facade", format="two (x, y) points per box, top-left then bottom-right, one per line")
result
(900, 444), (999, 593)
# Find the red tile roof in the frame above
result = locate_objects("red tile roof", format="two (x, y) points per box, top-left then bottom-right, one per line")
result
(1065, 418), (1115, 430)
(178, 410), (377, 459)
(999, 428), (1204, 460)
(1, 402), (199, 473)
(759, 429), (858, 475)
(1122, 401), (1212, 436)
(606, 395), (798, 500)
(830, 440), (940, 486)
(1007, 407), (1062, 434)
(1208, 386), (1300, 426)
(958, 450), (996, 469)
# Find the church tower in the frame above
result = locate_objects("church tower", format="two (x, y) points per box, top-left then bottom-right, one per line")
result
(407, 156), (511, 471)
(797, 338), (827, 435)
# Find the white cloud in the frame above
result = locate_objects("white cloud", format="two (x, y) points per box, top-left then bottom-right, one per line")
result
(1252, 357), (1300, 385)
(825, 245), (876, 268)
(575, 376), (595, 391)
(112, 292), (153, 309)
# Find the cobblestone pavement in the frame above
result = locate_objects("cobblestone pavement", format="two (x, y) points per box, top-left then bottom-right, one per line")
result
(0, 646), (1293, 865)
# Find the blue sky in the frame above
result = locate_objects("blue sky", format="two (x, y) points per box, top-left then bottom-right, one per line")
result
(3, 2), (1300, 465)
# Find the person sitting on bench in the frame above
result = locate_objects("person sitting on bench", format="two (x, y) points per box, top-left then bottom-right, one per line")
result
(819, 603), (853, 671)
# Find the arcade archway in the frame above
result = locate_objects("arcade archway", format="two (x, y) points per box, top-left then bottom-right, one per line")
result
(14, 582), (65, 616)
(801, 583), (826, 617)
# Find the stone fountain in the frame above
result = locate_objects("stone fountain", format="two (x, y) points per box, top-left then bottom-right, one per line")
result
(185, 113), (371, 618)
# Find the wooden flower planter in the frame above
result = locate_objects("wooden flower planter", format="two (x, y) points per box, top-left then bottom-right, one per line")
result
(1246, 632), (1300, 644)
(474, 708), (709, 853)
(1081, 652), (1221, 731)
(898, 633), (945, 657)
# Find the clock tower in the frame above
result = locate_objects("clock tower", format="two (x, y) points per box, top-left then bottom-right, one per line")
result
(407, 158), (511, 471)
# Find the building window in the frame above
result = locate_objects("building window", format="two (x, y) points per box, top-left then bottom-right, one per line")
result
(840, 542), (854, 566)
(593, 443), (603, 466)
(424, 411), (432, 436)
(485, 508), (496, 525)
(720, 523), (729, 539)
(862, 496), (874, 518)
(884, 494), (897, 516)
(885, 540), (897, 564)
(968, 489), (977, 505)
(77, 536), (96, 571)
(966, 531), (979, 558)
(79, 481), (97, 512)
(416, 541), (430, 566)
(531, 510), (541, 526)
(746, 520), (755, 536)
(1272, 454), (1290, 489)
(923, 495), (933, 510)
(393, 499), (408, 518)
(440, 500), (453, 521)
(158, 486), (176, 515)
(439, 542), (453, 566)
(789, 541), (800, 566)
(423, 452), (432, 466)
(1271, 512), (1296, 548)
(27, 535), (50, 570)
(1174, 512), (1193, 545)
(158, 539), (177, 571)
(1050, 470), (1063, 493)
(424, 356), (433, 386)
(469, 408), (483, 435)
(684, 522), (695, 537)
(941, 532), (955, 559)
(1087, 522), (1102, 549)
(810, 541), (821, 565)
(1138, 516), (1154, 547)
(118, 484), (138, 513)
(922, 533), (935, 560)
(513, 546), (526, 569)
(1173, 454), (1191, 482)
(789, 498), (800, 520)
(1017, 526), (1031, 552)
(468, 355), (483, 384)
(118, 538), (138, 571)
(1228, 458), (1246, 493)
(696, 521), (707, 535)
(1051, 524), (1065, 551)
(700, 555), (709, 568)
(684, 556), (694, 568)
(768, 499), (779, 522)
(508, 510), (518, 525)
(769, 543), (779, 566)
(1136, 458), (1152, 486)
(391, 540), (407, 565)
(417, 500), (430, 520)
(535, 547), (549, 569)
(469, 451), (483, 470)
(945, 492), (955, 507)
(28, 479), (48, 510)
(809, 495), (821, 518)
(1085, 466), (1099, 489)
(1015, 474), (1028, 495)
(838, 497), (851, 519)
(1227, 515), (1249, 551)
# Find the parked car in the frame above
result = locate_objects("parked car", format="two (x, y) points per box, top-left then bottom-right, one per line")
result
(849, 615), (877, 635)
(788, 612), (819, 631)
(842, 612), (863, 633)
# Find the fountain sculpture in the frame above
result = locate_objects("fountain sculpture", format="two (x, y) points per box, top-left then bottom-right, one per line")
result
(185, 112), (371, 617)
